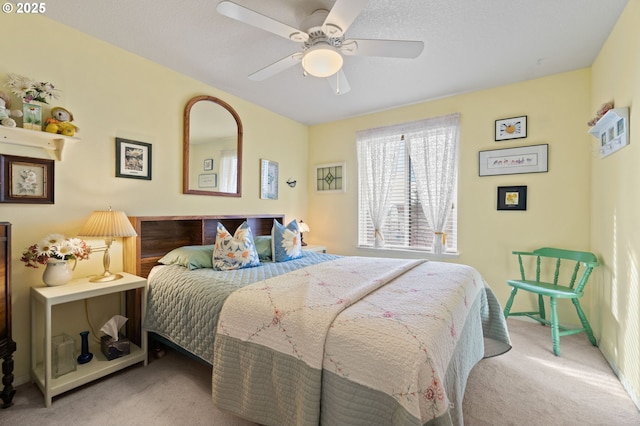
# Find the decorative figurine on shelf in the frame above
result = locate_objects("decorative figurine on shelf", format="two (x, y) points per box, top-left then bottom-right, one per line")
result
(0, 92), (23, 127)
(45, 106), (79, 137)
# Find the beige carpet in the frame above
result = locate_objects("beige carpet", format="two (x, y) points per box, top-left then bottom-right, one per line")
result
(3, 319), (638, 425)
(463, 319), (639, 425)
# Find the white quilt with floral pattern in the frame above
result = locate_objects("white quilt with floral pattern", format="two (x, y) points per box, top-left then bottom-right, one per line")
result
(212, 257), (499, 425)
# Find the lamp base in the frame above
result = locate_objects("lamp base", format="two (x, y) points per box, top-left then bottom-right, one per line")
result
(89, 273), (124, 283)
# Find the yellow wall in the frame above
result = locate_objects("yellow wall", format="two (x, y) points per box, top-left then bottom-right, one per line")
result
(306, 0), (639, 406)
(2, 16), (309, 383)
(308, 69), (593, 315)
(590, 0), (640, 407)
(4, 4), (638, 408)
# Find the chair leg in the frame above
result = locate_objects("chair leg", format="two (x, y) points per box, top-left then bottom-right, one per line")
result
(503, 287), (518, 318)
(572, 298), (597, 347)
(538, 294), (546, 322)
(550, 297), (560, 356)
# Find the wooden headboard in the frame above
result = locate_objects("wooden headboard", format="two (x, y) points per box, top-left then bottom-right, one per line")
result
(123, 214), (284, 278)
(121, 214), (283, 345)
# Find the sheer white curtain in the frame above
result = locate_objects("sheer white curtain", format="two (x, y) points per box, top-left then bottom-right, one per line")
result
(219, 150), (237, 193)
(406, 113), (460, 254)
(356, 129), (403, 248)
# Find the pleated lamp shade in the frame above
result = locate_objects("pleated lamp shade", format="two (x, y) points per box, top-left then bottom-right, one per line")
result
(78, 209), (137, 282)
(78, 210), (137, 238)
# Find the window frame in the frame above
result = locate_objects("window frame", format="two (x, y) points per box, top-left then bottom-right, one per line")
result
(357, 117), (459, 255)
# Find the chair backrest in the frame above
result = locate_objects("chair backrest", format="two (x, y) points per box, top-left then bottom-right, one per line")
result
(515, 247), (599, 293)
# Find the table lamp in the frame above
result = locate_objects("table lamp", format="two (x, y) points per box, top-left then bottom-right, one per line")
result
(78, 208), (138, 282)
(298, 221), (310, 246)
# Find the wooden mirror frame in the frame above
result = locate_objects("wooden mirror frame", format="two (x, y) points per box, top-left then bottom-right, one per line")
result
(183, 95), (243, 197)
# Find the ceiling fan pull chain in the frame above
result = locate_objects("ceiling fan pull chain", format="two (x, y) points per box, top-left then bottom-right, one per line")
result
(336, 73), (340, 94)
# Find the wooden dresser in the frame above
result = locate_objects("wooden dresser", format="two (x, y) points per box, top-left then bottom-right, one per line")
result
(0, 222), (16, 408)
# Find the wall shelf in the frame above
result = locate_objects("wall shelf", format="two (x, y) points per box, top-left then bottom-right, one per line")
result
(0, 126), (80, 161)
(588, 107), (629, 158)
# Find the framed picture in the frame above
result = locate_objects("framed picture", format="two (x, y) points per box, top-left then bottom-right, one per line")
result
(497, 186), (527, 211)
(479, 144), (548, 177)
(198, 173), (217, 188)
(203, 158), (213, 171)
(116, 138), (152, 180)
(495, 116), (527, 141)
(0, 154), (54, 204)
(315, 162), (345, 193)
(260, 159), (278, 200)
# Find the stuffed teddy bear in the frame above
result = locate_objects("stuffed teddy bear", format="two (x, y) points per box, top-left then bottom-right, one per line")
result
(45, 106), (79, 136)
(0, 91), (23, 127)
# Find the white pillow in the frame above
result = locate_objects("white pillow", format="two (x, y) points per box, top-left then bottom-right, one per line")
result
(212, 221), (260, 270)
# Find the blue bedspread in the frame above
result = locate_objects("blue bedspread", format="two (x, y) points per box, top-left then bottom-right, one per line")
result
(143, 251), (340, 363)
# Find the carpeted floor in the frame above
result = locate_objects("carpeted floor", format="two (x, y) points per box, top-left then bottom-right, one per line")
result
(3, 318), (639, 425)
(462, 319), (639, 425)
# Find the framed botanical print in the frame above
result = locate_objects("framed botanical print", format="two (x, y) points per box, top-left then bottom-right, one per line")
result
(497, 186), (527, 211)
(0, 154), (54, 204)
(260, 159), (278, 200)
(115, 138), (152, 180)
(495, 116), (527, 141)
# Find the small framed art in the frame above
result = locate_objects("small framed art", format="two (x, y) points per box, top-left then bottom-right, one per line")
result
(479, 144), (548, 176)
(116, 138), (152, 180)
(260, 159), (278, 200)
(0, 154), (54, 204)
(203, 158), (213, 171)
(495, 116), (527, 141)
(198, 173), (217, 188)
(497, 186), (527, 211)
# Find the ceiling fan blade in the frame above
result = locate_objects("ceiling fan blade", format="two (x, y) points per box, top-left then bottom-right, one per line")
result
(248, 53), (302, 81)
(343, 39), (424, 58)
(323, 0), (369, 36)
(217, 1), (309, 42)
(327, 69), (351, 95)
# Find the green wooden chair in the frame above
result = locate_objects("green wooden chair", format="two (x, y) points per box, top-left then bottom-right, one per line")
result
(503, 247), (599, 356)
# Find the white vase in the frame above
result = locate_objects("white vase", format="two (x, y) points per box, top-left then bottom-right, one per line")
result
(42, 259), (73, 286)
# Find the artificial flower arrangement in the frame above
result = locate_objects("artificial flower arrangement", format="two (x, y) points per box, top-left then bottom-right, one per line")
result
(21, 233), (90, 268)
(5, 72), (60, 104)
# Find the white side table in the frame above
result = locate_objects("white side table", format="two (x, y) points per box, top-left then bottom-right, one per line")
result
(30, 272), (147, 407)
(302, 245), (327, 253)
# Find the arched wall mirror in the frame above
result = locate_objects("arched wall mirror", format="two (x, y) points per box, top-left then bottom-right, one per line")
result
(183, 95), (243, 197)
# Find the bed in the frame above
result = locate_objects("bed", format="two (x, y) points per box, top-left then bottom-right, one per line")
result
(122, 214), (510, 426)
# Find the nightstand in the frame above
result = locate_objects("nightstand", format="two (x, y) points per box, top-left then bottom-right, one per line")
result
(30, 273), (147, 407)
(302, 245), (327, 253)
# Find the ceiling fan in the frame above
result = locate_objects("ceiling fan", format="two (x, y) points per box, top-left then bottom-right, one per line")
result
(216, 0), (424, 95)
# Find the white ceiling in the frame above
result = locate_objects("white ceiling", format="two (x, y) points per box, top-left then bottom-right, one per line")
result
(45, 0), (628, 125)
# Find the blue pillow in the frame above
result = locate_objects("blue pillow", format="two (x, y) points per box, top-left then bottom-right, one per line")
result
(271, 219), (302, 262)
(213, 222), (260, 271)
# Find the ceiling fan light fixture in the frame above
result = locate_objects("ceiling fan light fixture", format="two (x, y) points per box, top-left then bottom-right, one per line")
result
(302, 44), (343, 77)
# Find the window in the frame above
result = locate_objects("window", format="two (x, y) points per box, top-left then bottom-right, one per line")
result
(357, 114), (460, 254)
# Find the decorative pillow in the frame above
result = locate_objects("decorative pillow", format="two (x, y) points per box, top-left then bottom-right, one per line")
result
(254, 235), (273, 261)
(213, 222), (260, 271)
(271, 219), (302, 262)
(158, 245), (214, 270)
